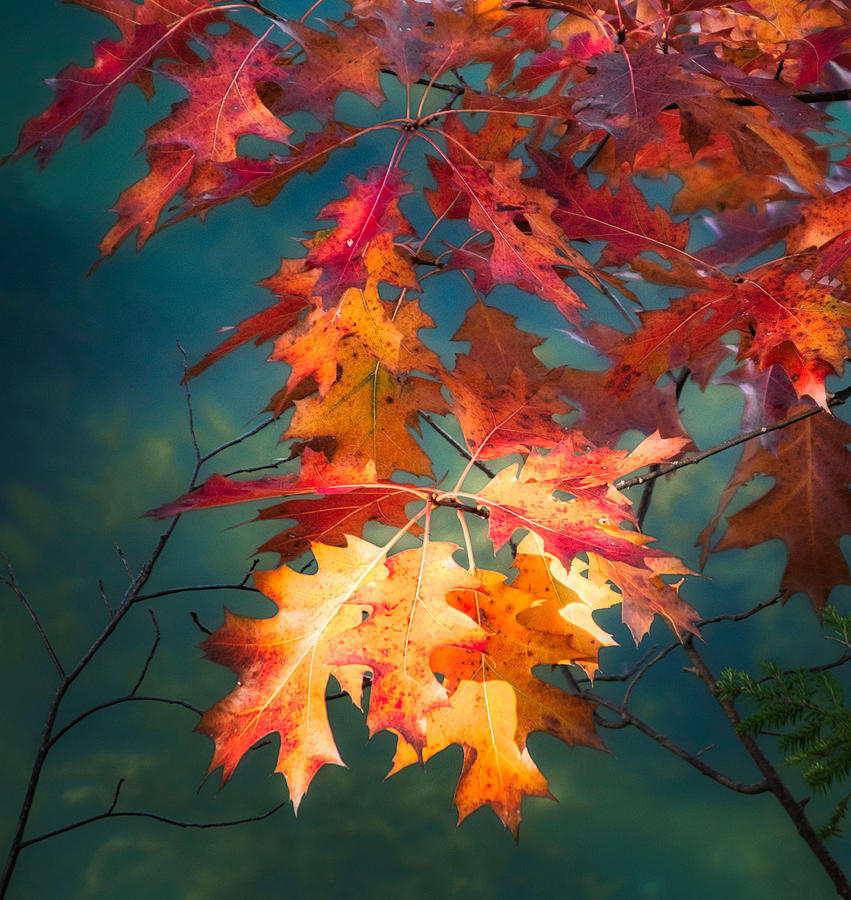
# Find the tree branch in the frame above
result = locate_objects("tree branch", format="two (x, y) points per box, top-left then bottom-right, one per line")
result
(562, 667), (768, 794)
(681, 636), (851, 899)
(2, 561), (64, 678)
(615, 385), (850, 491)
(18, 779), (288, 850)
(0, 354), (280, 897)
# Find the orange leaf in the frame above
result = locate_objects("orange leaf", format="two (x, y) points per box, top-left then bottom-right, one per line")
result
(391, 564), (604, 836)
(286, 354), (448, 479)
(197, 537), (387, 811)
(328, 543), (487, 751)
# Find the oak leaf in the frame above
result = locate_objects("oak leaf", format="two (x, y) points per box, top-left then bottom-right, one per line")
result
(271, 18), (387, 120)
(477, 431), (690, 570)
(703, 411), (851, 613)
(146, 23), (293, 164)
(608, 261), (851, 407)
(270, 278), (405, 396)
(328, 543), (486, 752)
(390, 563), (605, 836)
(184, 258), (320, 380)
(530, 149), (692, 274)
(571, 41), (708, 161)
(5, 0), (223, 167)
(450, 301), (551, 385)
(285, 356), (448, 478)
(197, 537), (386, 811)
(443, 363), (572, 459)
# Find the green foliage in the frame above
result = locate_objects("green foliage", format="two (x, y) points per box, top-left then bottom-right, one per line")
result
(717, 607), (851, 839)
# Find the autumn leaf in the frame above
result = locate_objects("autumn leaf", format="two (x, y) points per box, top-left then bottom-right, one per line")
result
(183, 257), (320, 380)
(328, 542), (486, 752)
(271, 18), (386, 120)
(146, 448), (425, 565)
(443, 363), (572, 459)
(450, 301), (551, 384)
(389, 562), (605, 836)
(450, 158), (591, 319)
(702, 411), (851, 613)
(254, 485), (418, 564)
(147, 23), (293, 163)
(571, 41), (708, 161)
(285, 351), (447, 479)
(407, 678), (555, 836)
(102, 126), (356, 257)
(305, 167), (416, 306)
(14, 0), (851, 843)
(559, 323), (691, 445)
(5, 0), (224, 167)
(511, 531), (620, 666)
(530, 148), (693, 277)
(197, 537), (387, 811)
(477, 431), (690, 571)
(607, 260), (851, 407)
(98, 146), (195, 258)
(271, 280), (404, 396)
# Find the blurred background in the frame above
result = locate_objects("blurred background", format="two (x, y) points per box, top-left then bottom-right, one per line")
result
(1, 4), (849, 898)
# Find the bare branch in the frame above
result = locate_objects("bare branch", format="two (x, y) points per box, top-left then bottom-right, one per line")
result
(419, 412), (498, 478)
(698, 590), (786, 627)
(178, 343), (201, 465)
(1, 561), (64, 678)
(98, 579), (112, 619)
(136, 583), (260, 603)
(197, 416), (278, 470)
(115, 544), (134, 584)
(19, 780), (288, 850)
(564, 667), (768, 794)
(130, 610), (160, 695)
(48, 695), (203, 749)
(190, 611), (213, 635)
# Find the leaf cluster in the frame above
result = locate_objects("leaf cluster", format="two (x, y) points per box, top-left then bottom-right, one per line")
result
(7, 0), (851, 836)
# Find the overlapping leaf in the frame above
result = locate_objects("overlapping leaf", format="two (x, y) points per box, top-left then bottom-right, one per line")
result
(607, 260), (851, 407)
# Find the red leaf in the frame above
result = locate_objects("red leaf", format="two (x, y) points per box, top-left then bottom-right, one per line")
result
(6, 0), (223, 167)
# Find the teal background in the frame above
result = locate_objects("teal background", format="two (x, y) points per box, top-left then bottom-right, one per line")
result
(2, 3), (850, 899)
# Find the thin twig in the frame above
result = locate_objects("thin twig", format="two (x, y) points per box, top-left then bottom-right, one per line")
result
(48, 696), (203, 749)
(130, 610), (160, 695)
(136, 583), (260, 603)
(115, 544), (133, 584)
(197, 416), (278, 469)
(698, 590), (786, 627)
(178, 343), (201, 464)
(419, 412), (497, 478)
(98, 579), (112, 619)
(564, 667), (767, 794)
(19, 781), (288, 850)
(615, 386), (850, 491)
(190, 611), (213, 635)
(2, 562), (65, 678)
